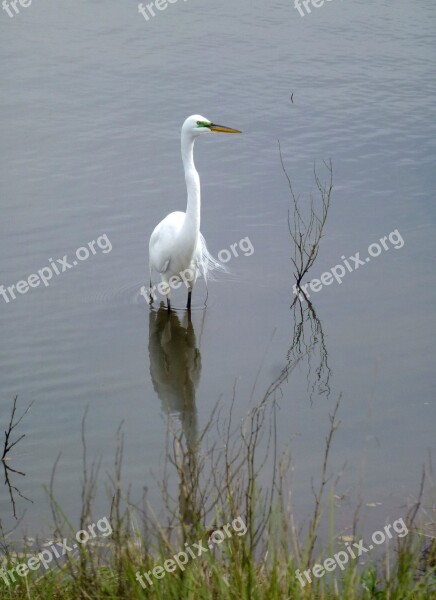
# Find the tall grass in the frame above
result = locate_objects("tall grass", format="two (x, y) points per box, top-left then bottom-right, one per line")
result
(0, 389), (434, 600)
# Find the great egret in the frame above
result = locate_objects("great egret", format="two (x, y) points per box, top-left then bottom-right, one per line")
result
(148, 115), (241, 311)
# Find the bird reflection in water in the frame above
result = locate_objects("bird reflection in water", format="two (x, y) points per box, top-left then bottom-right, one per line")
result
(148, 306), (203, 534)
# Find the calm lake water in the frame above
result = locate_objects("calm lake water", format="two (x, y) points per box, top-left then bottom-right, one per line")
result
(1, 0), (435, 539)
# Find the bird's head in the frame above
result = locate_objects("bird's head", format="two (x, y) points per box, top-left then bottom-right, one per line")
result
(182, 115), (242, 138)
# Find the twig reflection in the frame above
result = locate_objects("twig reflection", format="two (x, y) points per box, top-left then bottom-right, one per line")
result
(1, 396), (33, 520)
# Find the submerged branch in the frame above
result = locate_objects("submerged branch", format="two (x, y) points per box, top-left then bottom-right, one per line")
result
(1, 396), (33, 519)
(278, 141), (333, 291)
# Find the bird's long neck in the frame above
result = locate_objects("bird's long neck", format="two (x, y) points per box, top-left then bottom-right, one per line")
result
(181, 133), (200, 238)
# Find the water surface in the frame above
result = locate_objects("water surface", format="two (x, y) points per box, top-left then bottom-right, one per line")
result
(1, 0), (435, 538)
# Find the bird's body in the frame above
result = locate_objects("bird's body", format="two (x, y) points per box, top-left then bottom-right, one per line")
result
(150, 211), (200, 279)
(148, 115), (241, 310)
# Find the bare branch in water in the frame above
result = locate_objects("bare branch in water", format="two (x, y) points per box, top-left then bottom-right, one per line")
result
(1, 395), (33, 519)
(278, 141), (333, 293)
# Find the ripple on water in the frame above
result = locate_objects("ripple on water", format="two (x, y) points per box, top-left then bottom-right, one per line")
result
(81, 277), (213, 313)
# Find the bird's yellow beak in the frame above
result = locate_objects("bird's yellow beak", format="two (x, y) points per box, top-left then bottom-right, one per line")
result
(209, 123), (242, 134)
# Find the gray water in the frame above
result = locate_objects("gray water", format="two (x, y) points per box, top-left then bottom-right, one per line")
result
(1, 0), (435, 539)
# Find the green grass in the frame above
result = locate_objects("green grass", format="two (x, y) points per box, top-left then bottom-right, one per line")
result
(0, 522), (434, 599)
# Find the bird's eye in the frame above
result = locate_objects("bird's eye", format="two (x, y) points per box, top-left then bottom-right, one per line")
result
(196, 121), (201, 125)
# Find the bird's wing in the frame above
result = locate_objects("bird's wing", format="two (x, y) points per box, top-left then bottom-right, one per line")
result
(149, 211), (185, 275)
(149, 227), (169, 273)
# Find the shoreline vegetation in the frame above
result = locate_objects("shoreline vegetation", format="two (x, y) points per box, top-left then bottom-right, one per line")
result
(1, 157), (434, 599)
(0, 393), (435, 599)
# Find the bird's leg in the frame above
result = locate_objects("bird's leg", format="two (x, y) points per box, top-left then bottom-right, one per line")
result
(149, 279), (154, 306)
(164, 283), (172, 312)
(162, 279), (171, 312)
(187, 291), (192, 311)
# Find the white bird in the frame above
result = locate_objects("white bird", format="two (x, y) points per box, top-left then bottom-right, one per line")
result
(148, 115), (241, 311)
